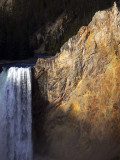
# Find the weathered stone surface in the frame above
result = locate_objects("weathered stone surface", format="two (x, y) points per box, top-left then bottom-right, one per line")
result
(33, 3), (120, 160)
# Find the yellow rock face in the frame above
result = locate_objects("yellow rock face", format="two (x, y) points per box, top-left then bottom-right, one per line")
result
(33, 3), (120, 160)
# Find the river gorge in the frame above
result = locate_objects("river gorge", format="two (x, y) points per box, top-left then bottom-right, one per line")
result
(0, 3), (120, 160)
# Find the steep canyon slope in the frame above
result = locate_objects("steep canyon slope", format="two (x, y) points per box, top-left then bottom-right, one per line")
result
(33, 3), (120, 160)
(0, 0), (114, 59)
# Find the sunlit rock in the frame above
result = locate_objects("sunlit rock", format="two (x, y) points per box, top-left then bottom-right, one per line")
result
(33, 3), (120, 160)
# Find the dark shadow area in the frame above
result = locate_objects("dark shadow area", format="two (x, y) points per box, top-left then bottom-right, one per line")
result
(32, 67), (50, 158)
(0, 67), (2, 73)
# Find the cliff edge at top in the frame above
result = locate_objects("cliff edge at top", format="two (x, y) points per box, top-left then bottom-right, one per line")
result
(33, 3), (120, 160)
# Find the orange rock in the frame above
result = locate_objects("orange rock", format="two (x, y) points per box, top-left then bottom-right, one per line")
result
(33, 2), (120, 160)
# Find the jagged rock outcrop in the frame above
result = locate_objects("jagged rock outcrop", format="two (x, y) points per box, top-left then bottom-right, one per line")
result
(33, 3), (120, 160)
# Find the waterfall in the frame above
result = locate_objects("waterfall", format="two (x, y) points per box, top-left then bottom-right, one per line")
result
(0, 67), (32, 160)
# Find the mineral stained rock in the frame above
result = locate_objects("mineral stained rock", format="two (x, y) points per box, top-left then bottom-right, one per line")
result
(33, 3), (120, 160)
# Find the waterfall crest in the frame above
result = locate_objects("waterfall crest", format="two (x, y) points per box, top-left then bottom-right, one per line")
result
(0, 67), (32, 160)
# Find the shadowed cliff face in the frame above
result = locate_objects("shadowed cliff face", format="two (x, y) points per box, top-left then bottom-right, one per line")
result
(33, 3), (120, 160)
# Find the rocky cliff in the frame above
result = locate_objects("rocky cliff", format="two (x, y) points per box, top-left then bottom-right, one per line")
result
(32, 3), (120, 160)
(32, 0), (114, 55)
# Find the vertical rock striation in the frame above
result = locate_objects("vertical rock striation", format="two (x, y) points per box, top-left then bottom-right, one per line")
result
(33, 3), (120, 160)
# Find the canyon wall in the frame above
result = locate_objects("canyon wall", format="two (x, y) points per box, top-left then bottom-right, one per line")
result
(32, 3), (120, 160)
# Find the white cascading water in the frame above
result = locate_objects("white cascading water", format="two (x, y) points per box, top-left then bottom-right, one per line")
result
(0, 67), (32, 160)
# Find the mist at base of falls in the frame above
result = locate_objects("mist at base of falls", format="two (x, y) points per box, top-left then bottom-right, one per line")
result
(0, 67), (32, 160)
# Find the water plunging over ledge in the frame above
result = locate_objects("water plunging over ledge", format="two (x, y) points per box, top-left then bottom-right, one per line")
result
(0, 67), (32, 160)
